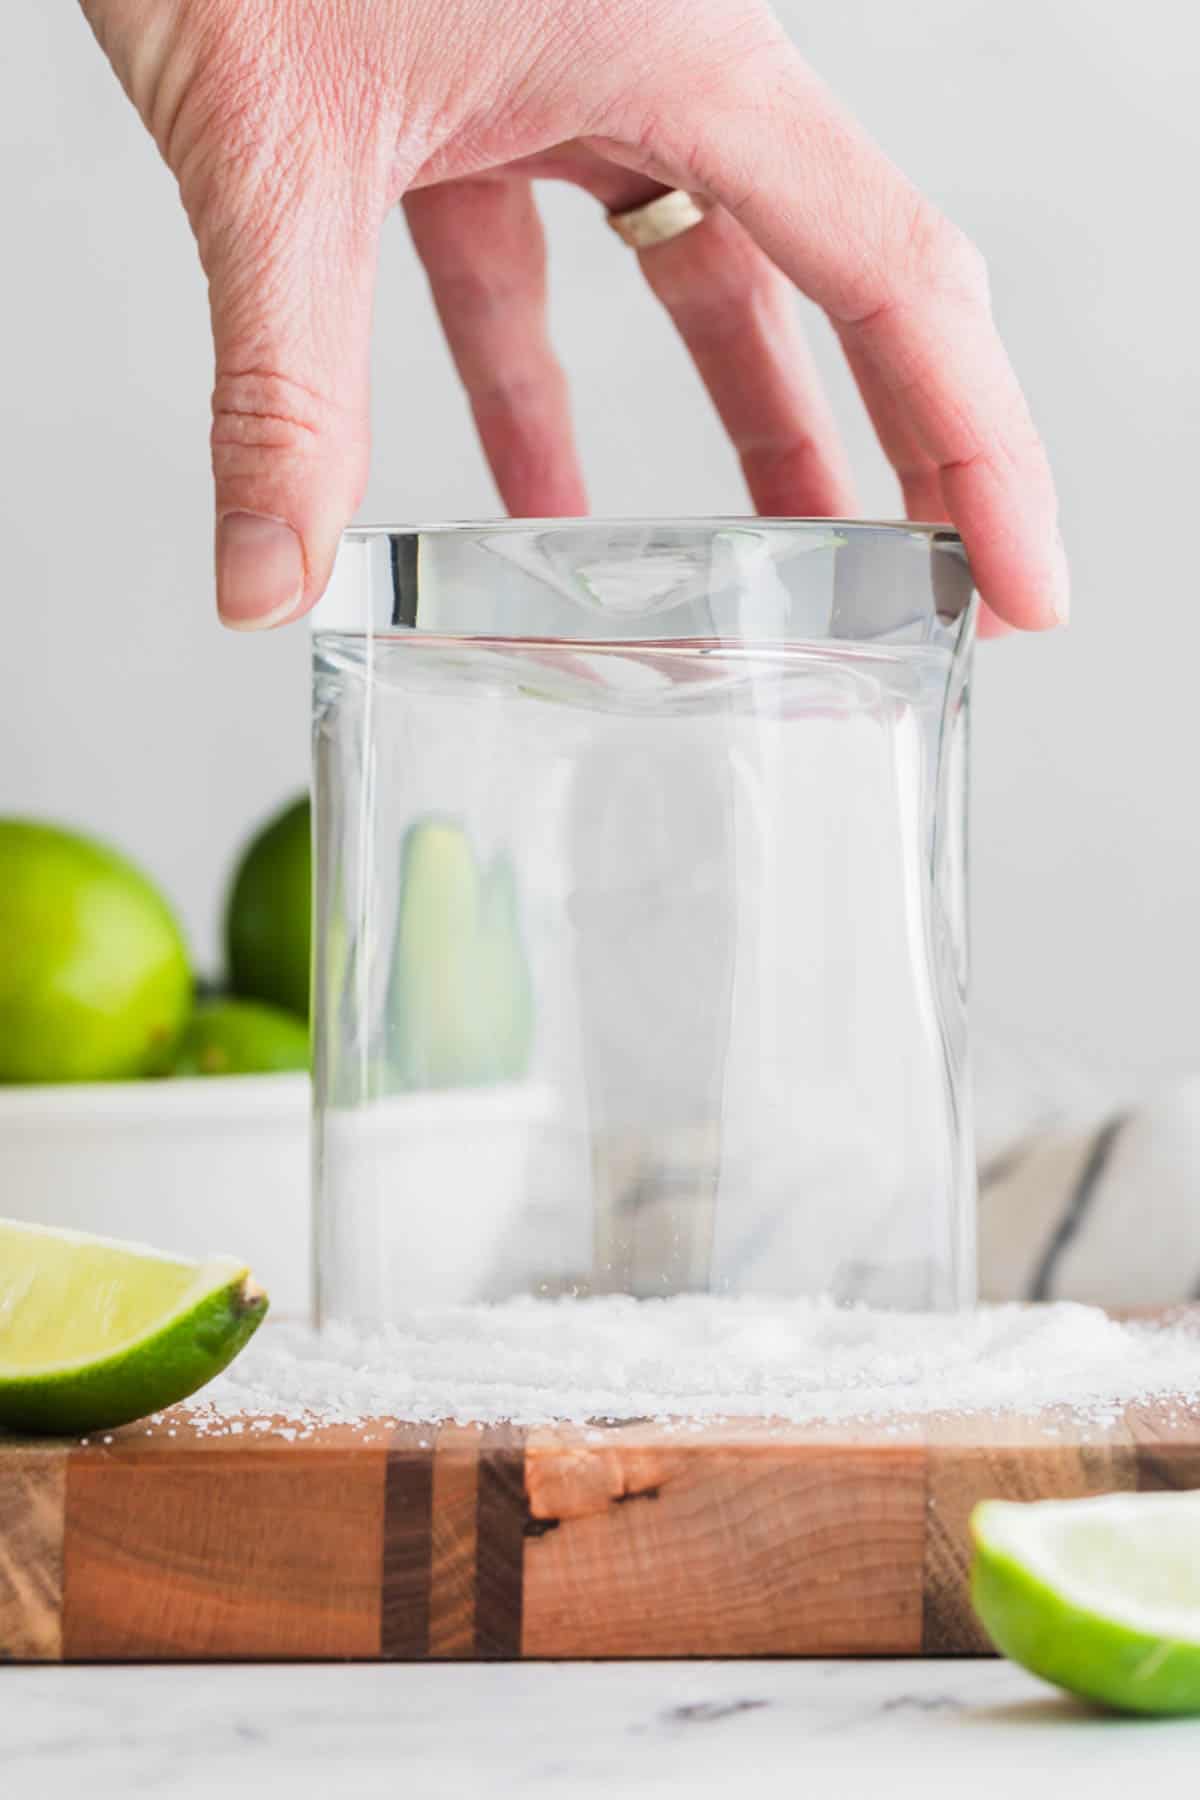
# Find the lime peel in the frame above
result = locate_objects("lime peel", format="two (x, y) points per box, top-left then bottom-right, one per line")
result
(971, 1493), (1200, 1717)
(0, 819), (191, 1084)
(0, 1218), (268, 1435)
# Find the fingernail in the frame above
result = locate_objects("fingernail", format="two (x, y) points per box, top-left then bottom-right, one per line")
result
(217, 513), (304, 630)
(1050, 528), (1071, 628)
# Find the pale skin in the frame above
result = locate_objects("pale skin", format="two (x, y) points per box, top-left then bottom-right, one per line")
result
(80, 0), (1069, 637)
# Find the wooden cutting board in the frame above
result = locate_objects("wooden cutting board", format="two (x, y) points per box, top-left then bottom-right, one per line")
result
(3, 1380), (1199, 1663)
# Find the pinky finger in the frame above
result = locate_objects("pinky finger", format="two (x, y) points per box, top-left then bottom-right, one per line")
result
(838, 335), (1009, 636)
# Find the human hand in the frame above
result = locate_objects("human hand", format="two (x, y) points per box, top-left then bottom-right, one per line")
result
(81, 0), (1067, 633)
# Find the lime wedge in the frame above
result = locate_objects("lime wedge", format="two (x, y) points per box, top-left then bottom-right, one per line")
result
(0, 1218), (268, 1434)
(971, 1494), (1200, 1716)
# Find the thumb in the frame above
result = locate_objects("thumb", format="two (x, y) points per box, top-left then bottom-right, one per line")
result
(202, 183), (382, 630)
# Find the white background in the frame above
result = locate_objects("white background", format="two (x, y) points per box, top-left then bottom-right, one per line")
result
(2, 0), (1196, 1079)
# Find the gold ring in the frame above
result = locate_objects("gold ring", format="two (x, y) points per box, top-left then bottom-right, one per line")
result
(606, 189), (711, 250)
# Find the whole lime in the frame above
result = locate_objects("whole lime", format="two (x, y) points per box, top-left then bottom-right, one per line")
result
(169, 998), (309, 1077)
(0, 820), (192, 1083)
(225, 795), (310, 1019)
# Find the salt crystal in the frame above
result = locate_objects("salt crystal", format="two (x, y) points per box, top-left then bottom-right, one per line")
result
(180, 1295), (1200, 1433)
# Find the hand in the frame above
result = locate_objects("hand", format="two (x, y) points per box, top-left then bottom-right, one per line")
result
(81, 0), (1067, 633)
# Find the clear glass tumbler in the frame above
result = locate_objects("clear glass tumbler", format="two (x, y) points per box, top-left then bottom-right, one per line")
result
(310, 520), (976, 1326)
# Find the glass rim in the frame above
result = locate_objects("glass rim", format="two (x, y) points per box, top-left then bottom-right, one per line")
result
(314, 516), (976, 646)
(341, 516), (963, 545)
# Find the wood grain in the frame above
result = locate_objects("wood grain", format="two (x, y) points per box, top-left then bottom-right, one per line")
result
(62, 1425), (387, 1660)
(0, 1447), (66, 1661)
(523, 1433), (925, 1657)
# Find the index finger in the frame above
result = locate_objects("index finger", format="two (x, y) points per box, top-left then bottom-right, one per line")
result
(609, 47), (1068, 630)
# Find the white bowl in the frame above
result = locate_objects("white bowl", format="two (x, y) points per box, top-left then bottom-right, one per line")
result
(0, 1075), (564, 1322)
(0, 1075), (312, 1316)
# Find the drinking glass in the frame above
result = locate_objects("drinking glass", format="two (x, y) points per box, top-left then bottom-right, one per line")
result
(310, 520), (976, 1325)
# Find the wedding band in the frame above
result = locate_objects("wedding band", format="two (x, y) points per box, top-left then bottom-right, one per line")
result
(606, 189), (711, 250)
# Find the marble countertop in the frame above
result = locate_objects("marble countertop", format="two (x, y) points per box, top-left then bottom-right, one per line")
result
(3, 1659), (1196, 1798)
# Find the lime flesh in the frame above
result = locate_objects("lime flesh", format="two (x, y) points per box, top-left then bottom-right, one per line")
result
(0, 1218), (267, 1434)
(169, 998), (309, 1076)
(0, 820), (191, 1083)
(971, 1494), (1200, 1716)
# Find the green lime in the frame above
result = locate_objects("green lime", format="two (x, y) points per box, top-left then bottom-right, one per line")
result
(385, 820), (534, 1091)
(226, 796), (310, 1019)
(387, 819), (490, 1089)
(971, 1494), (1200, 1716)
(0, 1218), (267, 1434)
(475, 849), (534, 1080)
(169, 998), (309, 1076)
(0, 820), (191, 1084)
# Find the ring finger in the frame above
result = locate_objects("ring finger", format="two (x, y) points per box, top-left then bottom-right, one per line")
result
(604, 180), (857, 518)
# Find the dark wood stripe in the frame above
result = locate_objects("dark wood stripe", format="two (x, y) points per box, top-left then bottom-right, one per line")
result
(1134, 1436), (1200, 1491)
(1130, 1329), (1200, 1488)
(1028, 1112), (1128, 1301)
(473, 1427), (526, 1659)
(381, 1427), (434, 1659)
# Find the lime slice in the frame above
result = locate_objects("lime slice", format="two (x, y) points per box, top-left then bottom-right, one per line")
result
(971, 1494), (1200, 1716)
(0, 1218), (267, 1435)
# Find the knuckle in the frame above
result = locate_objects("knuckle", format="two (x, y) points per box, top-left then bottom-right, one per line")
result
(938, 229), (991, 308)
(471, 367), (556, 419)
(704, 251), (773, 314)
(909, 209), (990, 308)
(209, 367), (368, 510)
(439, 262), (532, 324)
(739, 440), (820, 483)
(654, 220), (773, 320)
(1005, 420), (1053, 483)
(211, 370), (324, 458)
(208, 369), (363, 510)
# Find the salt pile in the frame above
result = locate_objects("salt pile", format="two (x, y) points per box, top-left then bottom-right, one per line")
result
(184, 1295), (1200, 1432)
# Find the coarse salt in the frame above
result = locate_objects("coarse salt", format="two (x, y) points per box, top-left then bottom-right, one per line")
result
(183, 1295), (1200, 1434)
